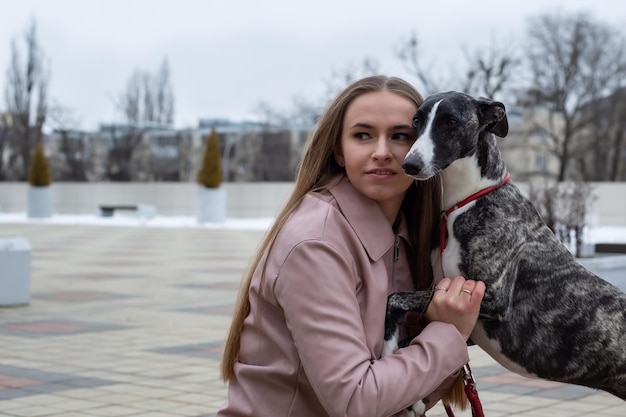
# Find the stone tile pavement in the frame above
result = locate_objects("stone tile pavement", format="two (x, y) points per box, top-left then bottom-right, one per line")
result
(0, 222), (624, 417)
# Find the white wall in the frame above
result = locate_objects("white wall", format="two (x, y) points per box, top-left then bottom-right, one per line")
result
(0, 182), (624, 226)
(0, 182), (294, 218)
(513, 182), (626, 228)
(586, 183), (626, 228)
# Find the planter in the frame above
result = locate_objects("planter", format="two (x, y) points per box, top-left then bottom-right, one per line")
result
(27, 185), (53, 218)
(197, 186), (226, 223)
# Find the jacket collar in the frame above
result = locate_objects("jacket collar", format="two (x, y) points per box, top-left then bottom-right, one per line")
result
(328, 176), (408, 261)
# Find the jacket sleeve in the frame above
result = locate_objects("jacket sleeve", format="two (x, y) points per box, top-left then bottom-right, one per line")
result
(273, 239), (469, 417)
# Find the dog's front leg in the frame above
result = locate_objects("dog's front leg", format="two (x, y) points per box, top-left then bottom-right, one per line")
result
(383, 290), (434, 351)
(383, 290), (434, 416)
(383, 290), (433, 354)
(396, 402), (427, 417)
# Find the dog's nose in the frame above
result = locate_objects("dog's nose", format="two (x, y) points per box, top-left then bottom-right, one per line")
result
(402, 158), (423, 176)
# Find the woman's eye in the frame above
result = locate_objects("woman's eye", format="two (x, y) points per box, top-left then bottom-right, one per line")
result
(392, 132), (413, 141)
(354, 132), (371, 140)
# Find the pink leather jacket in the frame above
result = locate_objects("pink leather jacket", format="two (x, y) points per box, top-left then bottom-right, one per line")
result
(217, 176), (469, 417)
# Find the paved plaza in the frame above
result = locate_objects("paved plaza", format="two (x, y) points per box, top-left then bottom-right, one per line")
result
(0, 222), (625, 417)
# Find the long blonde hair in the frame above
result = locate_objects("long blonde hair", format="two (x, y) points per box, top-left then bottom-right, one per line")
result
(221, 75), (443, 384)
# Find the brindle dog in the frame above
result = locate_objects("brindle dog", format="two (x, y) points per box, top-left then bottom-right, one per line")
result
(384, 92), (626, 408)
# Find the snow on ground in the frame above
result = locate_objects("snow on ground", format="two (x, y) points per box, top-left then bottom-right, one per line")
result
(588, 226), (626, 244)
(0, 212), (274, 231)
(0, 212), (624, 243)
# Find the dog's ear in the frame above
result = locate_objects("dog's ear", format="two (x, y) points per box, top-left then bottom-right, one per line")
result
(477, 97), (508, 138)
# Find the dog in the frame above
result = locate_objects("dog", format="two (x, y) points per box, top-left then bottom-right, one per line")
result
(383, 91), (626, 411)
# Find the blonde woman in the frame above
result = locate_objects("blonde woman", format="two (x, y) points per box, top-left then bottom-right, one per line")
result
(218, 75), (485, 417)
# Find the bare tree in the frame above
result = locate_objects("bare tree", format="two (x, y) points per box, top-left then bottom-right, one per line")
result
(47, 104), (89, 181)
(108, 58), (175, 181)
(245, 59), (380, 181)
(606, 89), (626, 181)
(103, 125), (144, 181)
(461, 40), (521, 100)
(253, 57), (379, 130)
(518, 11), (626, 182)
(0, 113), (11, 180)
(154, 60), (174, 125)
(120, 58), (174, 125)
(3, 19), (49, 180)
(252, 130), (294, 181)
(253, 100), (289, 127)
(323, 57), (380, 100)
(396, 31), (519, 99)
(577, 87), (626, 181)
(288, 95), (323, 127)
(395, 32), (442, 94)
(529, 180), (596, 257)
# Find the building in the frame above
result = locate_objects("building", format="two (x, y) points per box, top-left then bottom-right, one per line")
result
(46, 119), (314, 182)
(498, 106), (561, 182)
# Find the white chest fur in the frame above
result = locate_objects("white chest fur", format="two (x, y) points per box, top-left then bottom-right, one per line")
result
(438, 202), (536, 378)
(440, 203), (474, 279)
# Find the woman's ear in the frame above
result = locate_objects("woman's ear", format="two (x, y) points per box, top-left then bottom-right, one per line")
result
(334, 152), (345, 167)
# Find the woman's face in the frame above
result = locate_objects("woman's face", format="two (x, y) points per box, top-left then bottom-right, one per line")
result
(337, 90), (417, 223)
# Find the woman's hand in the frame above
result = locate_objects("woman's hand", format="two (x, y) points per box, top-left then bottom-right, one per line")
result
(424, 276), (485, 341)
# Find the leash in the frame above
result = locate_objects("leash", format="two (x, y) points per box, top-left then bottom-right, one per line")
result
(437, 173), (510, 417)
(444, 363), (484, 417)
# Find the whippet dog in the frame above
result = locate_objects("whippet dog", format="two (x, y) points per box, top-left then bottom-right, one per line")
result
(384, 91), (626, 407)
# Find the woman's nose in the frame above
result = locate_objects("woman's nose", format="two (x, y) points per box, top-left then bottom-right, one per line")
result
(372, 137), (392, 160)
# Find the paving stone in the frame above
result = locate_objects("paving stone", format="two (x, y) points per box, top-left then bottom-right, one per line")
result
(0, 223), (624, 416)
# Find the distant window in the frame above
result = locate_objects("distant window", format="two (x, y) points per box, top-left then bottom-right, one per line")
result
(535, 128), (547, 146)
(535, 154), (547, 171)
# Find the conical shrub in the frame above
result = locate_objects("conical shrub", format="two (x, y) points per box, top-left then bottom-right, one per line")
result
(196, 128), (223, 188)
(28, 142), (52, 186)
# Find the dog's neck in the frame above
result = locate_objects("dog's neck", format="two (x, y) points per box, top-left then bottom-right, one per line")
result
(441, 132), (508, 211)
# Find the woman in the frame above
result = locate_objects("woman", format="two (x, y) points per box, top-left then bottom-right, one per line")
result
(218, 75), (485, 417)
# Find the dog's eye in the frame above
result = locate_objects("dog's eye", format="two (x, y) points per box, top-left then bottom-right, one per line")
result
(412, 115), (422, 130)
(446, 118), (458, 128)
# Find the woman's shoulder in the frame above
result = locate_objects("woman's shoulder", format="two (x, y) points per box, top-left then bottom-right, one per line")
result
(282, 189), (348, 243)
(276, 178), (394, 258)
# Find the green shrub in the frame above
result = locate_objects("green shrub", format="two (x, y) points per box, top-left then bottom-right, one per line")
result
(28, 142), (52, 186)
(196, 128), (223, 188)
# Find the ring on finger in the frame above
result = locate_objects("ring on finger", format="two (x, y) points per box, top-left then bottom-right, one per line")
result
(434, 285), (448, 292)
(461, 288), (472, 295)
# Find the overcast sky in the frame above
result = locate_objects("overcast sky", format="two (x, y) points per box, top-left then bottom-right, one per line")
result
(1, 0), (624, 131)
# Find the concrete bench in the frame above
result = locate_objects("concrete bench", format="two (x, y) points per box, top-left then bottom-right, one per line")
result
(98, 205), (138, 217)
(98, 204), (157, 219)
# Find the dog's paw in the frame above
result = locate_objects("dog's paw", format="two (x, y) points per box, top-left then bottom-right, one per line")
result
(396, 400), (426, 417)
(409, 400), (426, 416)
(381, 329), (399, 357)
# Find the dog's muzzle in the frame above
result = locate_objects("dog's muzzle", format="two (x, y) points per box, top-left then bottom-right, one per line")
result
(402, 156), (432, 180)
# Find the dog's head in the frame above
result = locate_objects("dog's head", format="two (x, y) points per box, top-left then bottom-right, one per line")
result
(403, 91), (508, 180)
